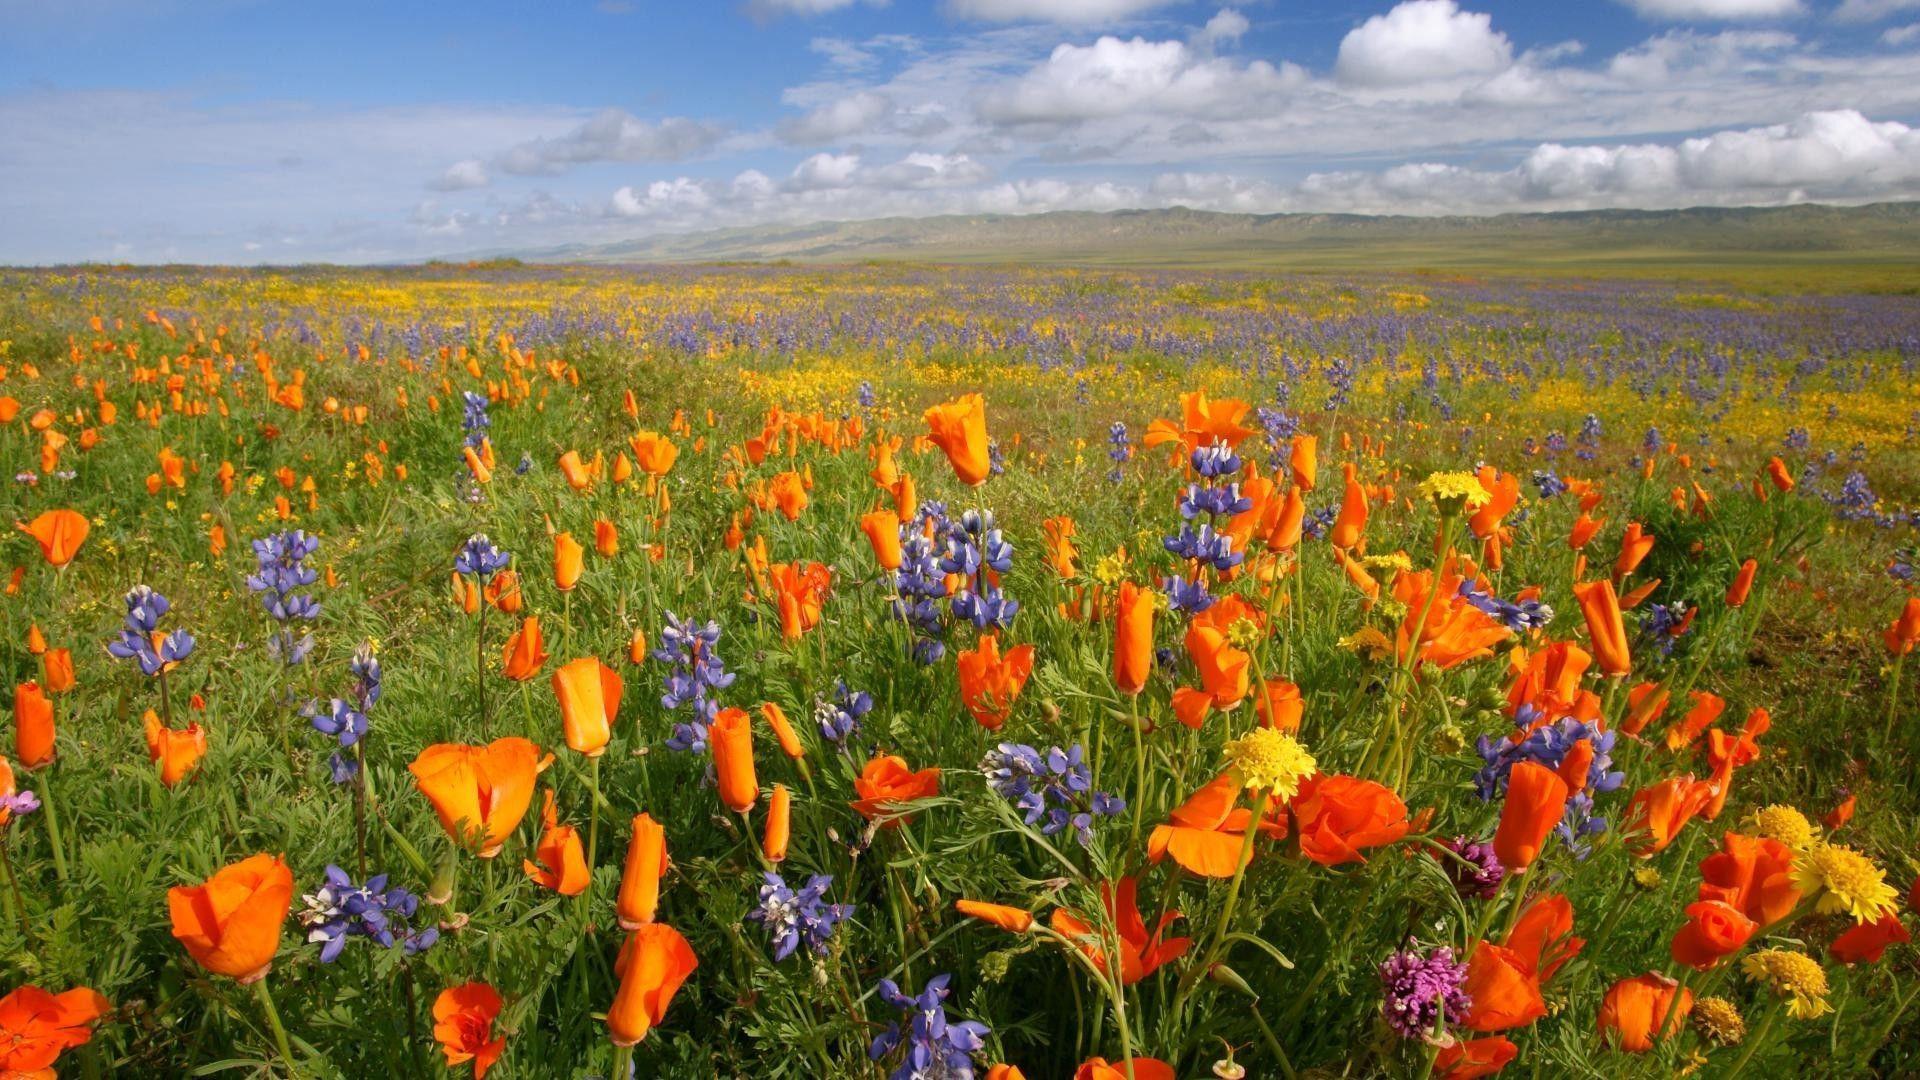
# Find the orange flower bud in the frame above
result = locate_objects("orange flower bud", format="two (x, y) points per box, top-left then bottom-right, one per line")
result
(552, 656), (621, 758)
(710, 707), (758, 814)
(617, 813), (667, 929)
(167, 853), (294, 982)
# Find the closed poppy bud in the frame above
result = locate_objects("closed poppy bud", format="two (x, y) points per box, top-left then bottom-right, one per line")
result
(1597, 973), (1692, 1052)
(432, 982), (507, 1079)
(1824, 793), (1855, 831)
(594, 518), (618, 558)
(558, 450), (592, 491)
(1253, 677), (1303, 732)
(167, 853), (294, 982)
(1113, 581), (1154, 695)
(607, 924), (698, 1047)
(1329, 476), (1367, 549)
(1434, 1036), (1517, 1080)
(553, 532), (584, 592)
(859, 509), (903, 571)
(1889, 597), (1920, 656)
(522, 790), (590, 896)
(1726, 558), (1757, 607)
(1766, 456), (1794, 492)
(710, 707), (758, 814)
(1494, 761), (1569, 872)
(1571, 579), (1631, 677)
(1569, 512), (1603, 551)
(1669, 900), (1757, 971)
(42, 648), (74, 695)
(553, 657), (622, 758)
(462, 445), (492, 485)
(955, 898), (1035, 934)
(501, 617), (549, 681)
(1554, 739), (1595, 794)
(452, 573), (480, 615)
(763, 784), (791, 863)
(1612, 522), (1654, 581)
(923, 393), (991, 486)
(627, 626), (648, 665)
(144, 710), (208, 787)
(617, 813), (668, 929)
(485, 569), (523, 613)
(13, 681), (54, 770)
(17, 509), (89, 567)
(760, 702), (804, 759)
(25, 625), (46, 656)
(1288, 434), (1317, 491)
(409, 738), (544, 857)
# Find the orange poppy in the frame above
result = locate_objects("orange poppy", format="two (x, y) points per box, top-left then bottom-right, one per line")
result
(1253, 677), (1303, 732)
(1698, 832), (1801, 928)
(1663, 690), (1724, 752)
(167, 853), (294, 982)
(924, 393), (992, 486)
(617, 812), (668, 929)
(850, 754), (940, 827)
(522, 789), (589, 896)
(956, 899), (1036, 934)
(1289, 773), (1410, 866)
(760, 702), (804, 759)
(41, 648), (74, 696)
(485, 569), (523, 614)
(1493, 761), (1569, 872)
(1141, 390), (1254, 454)
(1618, 682), (1669, 736)
(768, 561), (831, 640)
(16, 509), (89, 567)
(1725, 558), (1758, 607)
(1765, 456), (1794, 492)
(1434, 1035), (1517, 1080)
(1461, 941), (1545, 1031)
(860, 510), (904, 571)
(1074, 1057), (1176, 1080)
(1570, 579), (1631, 677)
(1394, 569), (1510, 671)
(764, 784), (791, 862)
(1049, 877), (1190, 986)
(1184, 621), (1250, 710)
(12, 681), (54, 770)
(1829, 913), (1910, 965)
(1597, 973), (1692, 1052)
(1824, 793), (1856, 831)
(1289, 434), (1317, 491)
(408, 738), (544, 857)
(594, 519), (619, 558)
(1568, 512), (1604, 551)
(553, 532), (585, 592)
(1505, 893), (1584, 983)
(552, 656), (621, 757)
(144, 710), (207, 788)
(608, 923), (698, 1047)
(1113, 581), (1154, 695)
(1621, 776), (1714, 857)
(501, 617), (549, 681)
(710, 707), (758, 814)
(0, 984), (111, 1074)
(432, 982), (507, 1079)
(627, 626), (648, 665)
(1612, 522), (1654, 581)
(558, 450), (593, 491)
(1886, 596), (1920, 656)
(1146, 772), (1284, 878)
(1329, 474), (1368, 550)
(1041, 516), (1079, 578)
(628, 430), (679, 476)
(1669, 899), (1757, 970)
(956, 634), (1035, 730)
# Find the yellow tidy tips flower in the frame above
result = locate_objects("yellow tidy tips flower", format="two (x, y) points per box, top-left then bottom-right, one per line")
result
(1414, 471), (1491, 514)
(1361, 552), (1413, 573)
(1792, 841), (1899, 923)
(1692, 997), (1745, 1046)
(1091, 551), (1128, 587)
(1740, 949), (1832, 1019)
(1338, 626), (1394, 662)
(1223, 728), (1316, 800)
(1744, 804), (1816, 849)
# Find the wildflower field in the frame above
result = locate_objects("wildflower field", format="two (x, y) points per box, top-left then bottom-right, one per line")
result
(3, 261), (1920, 1079)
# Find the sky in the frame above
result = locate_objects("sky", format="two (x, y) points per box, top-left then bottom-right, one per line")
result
(4, 0), (1920, 263)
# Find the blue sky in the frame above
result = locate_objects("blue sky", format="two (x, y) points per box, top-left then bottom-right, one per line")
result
(4, 0), (1920, 263)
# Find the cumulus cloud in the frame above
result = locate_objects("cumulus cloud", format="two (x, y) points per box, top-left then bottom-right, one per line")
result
(979, 34), (1300, 123)
(1884, 22), (1920, 42)
(1837, 0), (1920, 20)
(495, 110), (727, 176)
(778, 90), (895, 143)
(1616, 0), (1803, 18)
(945, 0), (1181, 23)
(1334, 1), (1514, 87)
(431, 159), (489, 191)
(1192, 8), (1249, 51)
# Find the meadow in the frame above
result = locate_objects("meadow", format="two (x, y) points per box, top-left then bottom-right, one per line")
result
(1, 260), (1918, 1079)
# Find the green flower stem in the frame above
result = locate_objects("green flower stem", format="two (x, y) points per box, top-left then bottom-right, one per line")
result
(253, 978), (297, 1075)
(36, 763), (68, 882)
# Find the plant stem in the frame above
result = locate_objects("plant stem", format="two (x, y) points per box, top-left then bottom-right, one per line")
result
(36, 765), (69, 881)
(253, 978), (297, 1075)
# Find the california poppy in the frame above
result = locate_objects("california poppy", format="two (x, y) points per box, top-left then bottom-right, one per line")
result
(0, 984), (111, 1074)
(1253, 677), (1303, 732)
(1726, 558), (1758, 607)
(710, 707), (758, 814)
(553, 656), (622, 758)
(1185, 621), (1250, 709)
(12, 680), (54, 770)
(1461, 941), (1545, 1031)
(1885, 596), (1920, 656)
(1049, 877), (1190, 985)
(1597, 972), (1692, 1052)
(1113, 581), (1154, 695)
(1289, 773), (1409, 866)
(760, 702), (804, 759)
(522, 789), (590, 896)
(764, 784), (791, 862)
(432, 982), (507, 1079)
(409, 738), (544, 857)
(1141, 389), (1253, 453)
(850, 754), (940, 826)
(629, 430), (678, 476)
(1669, 899), (1757, 970)
(1493, 762), (1569, 872)
(502, 617), (549, 681)
(1329, 474), (1368, 550)
(144, 710), (207, 787)
(617, 812), (668, 929)
(956, 899), (1036, 934)
(924, 393), (992, 486)
(1622, 776), (1714, 856)
(1147, 772), (1284, 878)
(608, 923), (698, 1047)
(1074, 1058), (1176, 1080)
(1698, 832), (1801, 928)
(17, 509), (89, 567)
(956, 634), (1035, 730)
(1434, 1036), (1517, 1080)
(1612, 522), (1654, 581)
(860, 510), (904, 571)
(1289, 434), (1317, 491)
(167, 853), (294, 982)
(558, 450), (593, 491)
(553, 532), (585, 592)
(1829, 913), (1910, 965)
(594, 519), (619, 558)
(1570, 579), (1631, 677)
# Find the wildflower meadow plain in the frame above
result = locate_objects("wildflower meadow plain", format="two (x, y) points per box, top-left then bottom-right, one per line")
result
(3, 261), (1920, 1078)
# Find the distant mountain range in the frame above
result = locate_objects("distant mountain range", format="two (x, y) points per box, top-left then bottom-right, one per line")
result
(502, 202), (1920, 272)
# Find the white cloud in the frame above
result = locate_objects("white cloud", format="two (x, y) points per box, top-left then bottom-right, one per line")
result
(778, 90), (895, 142)
(788, 151), (864, 190)
(1617, 0), (1803, 19)
(1839, 0), (1920, 21)
(1192, 8), (1249, 51)
(945, 0), (1181, 23)
(495, 110), (726, 175)
(748, 0), (887, 16)
(979, 34), (1299, 123)
(431, 159), (489, 191)
(1883, 22), (1920, 42)
(867, 151), (992, 187)
(1334, 1), (1515, 88)
(1604, 28), (1794, 82)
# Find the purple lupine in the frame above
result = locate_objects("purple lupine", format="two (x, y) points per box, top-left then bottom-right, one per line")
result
(982, 742), (1124, 846)
(658, 612), (735, 752)
(248, 529), (321, 666)
(815, 680), (872, 747)
(943, 508), (1017, 632)
(868, 974), (991, 1080)
(298, 865), (438, 962)
(453, 534), (511, 580)
(745, 872), (855, 962)
(106, 585), (195, 677)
